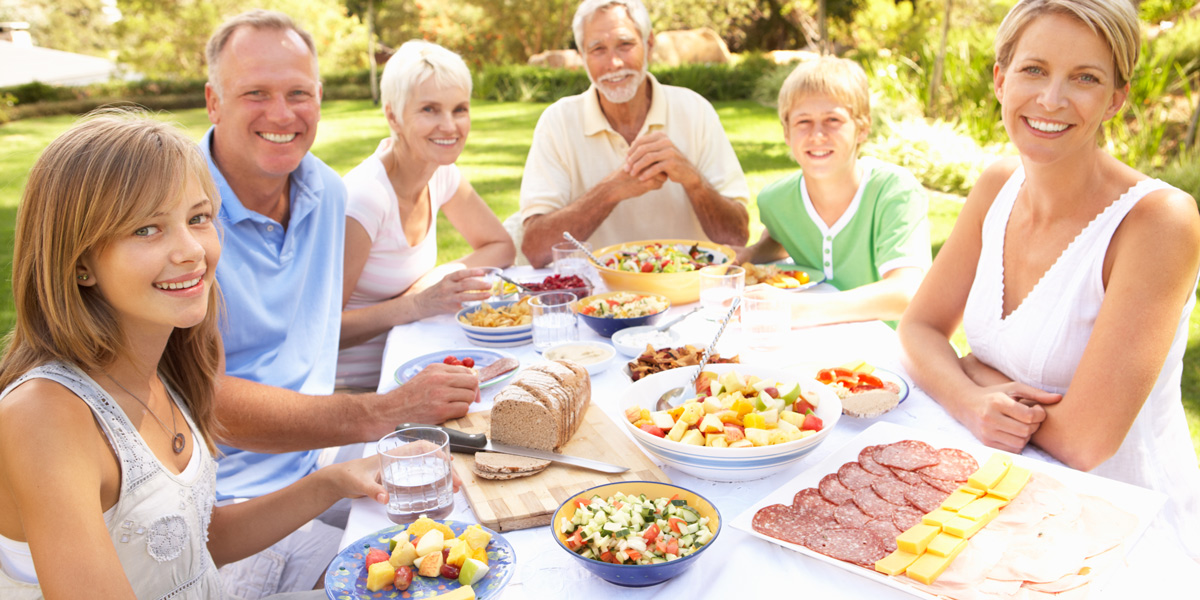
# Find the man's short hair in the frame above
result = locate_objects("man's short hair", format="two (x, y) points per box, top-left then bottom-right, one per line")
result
(777, 56), (871, 134)
(206, 9), (319, 96)
(380, 40), (473, 126)
(572, 0), (652, 52)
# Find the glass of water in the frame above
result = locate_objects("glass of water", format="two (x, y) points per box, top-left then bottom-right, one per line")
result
(530, 291), (579, 352)
(740, 294), (792, 351)
(699, 264), (745, 320)
(377, 428), (454, 525)
(552, 242), (595, 285)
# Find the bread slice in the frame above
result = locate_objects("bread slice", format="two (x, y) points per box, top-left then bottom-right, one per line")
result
(472, 466), (546, 480)
(552, 360), (591, 434)
(490, 386), (558, 451)
(473, 451), (550, 474)
(512, 370), (571, 447)
(527, 361), (581, 438)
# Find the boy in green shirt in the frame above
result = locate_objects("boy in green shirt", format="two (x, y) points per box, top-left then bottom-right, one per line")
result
(739, 56), (931, 327)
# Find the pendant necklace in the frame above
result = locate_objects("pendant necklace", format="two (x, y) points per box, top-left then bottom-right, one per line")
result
(105, 372), (186, 454)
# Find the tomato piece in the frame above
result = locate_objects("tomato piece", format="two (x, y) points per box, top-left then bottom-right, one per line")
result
(461, 357), (475, 368)
(575, 498), (590, 508)
(566, 530), (584, 550)
(626, 549), (642, 561)
(666, 537), (679, 555)
(816, 369), (836, 384)
(613, 501), (623, 509)
(365, 548), (390, 568)
(640, 262), (655, 273)
(668, 516), (686, 534)
(443, 356), (459, 365)
(833, 374), (859, 388)
(600, 551), (615, 563)
(643, 523), (660, 543)
(801, 413), (824, 431)
(639, 424), (666, 438)
(855, 373), (883, 388)
(580, 305), (597, 315)
(831, 367), (856, 378)
(394, 566), (413, 591)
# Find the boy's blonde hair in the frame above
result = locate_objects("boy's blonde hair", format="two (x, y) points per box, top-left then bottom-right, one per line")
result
(777, 56), (871, 135)
(0, 110), (224, 453)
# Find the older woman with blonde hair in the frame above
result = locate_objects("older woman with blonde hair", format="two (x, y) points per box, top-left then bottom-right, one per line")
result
(898, 0), (1200, 556)
(338, 40), (515, 389)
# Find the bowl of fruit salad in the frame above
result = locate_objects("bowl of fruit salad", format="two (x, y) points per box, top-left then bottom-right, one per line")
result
(618, 364), (841, 481)
(552, 481), (721, 587)
(575, 291), (671, 338)
(592, 239), (735, 304)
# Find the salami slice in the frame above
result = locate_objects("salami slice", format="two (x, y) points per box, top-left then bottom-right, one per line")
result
(890, 466), (925, 486)
(876, 440), (942, 471)
(838, 462), (878, 490)
(834, 502), (872, 528)
(892, 506), (924, 531)
(863, 518), (901, 553)
(871, 478), (914, 507)
(753, 504), (821, 546)
(806, 527), (889, 567)
(920, 473), (962, 493)
(858, 445), (895, 477)
(792, 487), (836, 521)
(819, 473), (855, 505)
(905, 481), (951, 513)
(853, 486), (898, 519)
(918, 448), (979, 482)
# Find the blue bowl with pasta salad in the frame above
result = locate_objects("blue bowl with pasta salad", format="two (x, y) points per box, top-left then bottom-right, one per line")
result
(575, 291), (670, 338)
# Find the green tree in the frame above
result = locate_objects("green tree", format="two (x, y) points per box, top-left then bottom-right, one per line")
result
(0, 0), (116, 58)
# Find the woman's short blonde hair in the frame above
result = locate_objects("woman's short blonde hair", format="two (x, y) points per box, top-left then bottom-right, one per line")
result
(777, 56), (871, 135)
(995, 0), (1140, 88)
(0, 109), (224, 452)
(380, 40), (473, 126)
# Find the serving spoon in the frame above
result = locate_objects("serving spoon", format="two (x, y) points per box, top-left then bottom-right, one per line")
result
(655, 297), (740, 412)
(562, 231), (606, 267)
(495, 272), (534, 293)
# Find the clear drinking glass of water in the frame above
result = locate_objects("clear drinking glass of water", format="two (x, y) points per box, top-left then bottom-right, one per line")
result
(377, 428), (454, 525)
(699, 264), (745, 320)
(552, 242), (596, 285)
(530, 291), (579, 352)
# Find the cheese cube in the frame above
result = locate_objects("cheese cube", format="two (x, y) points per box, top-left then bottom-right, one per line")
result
(943, 513), (994, 538)
(958, 495), (1009, 521)
(925, 533), (967, 558)
(905, 540), (967, 585)
(896, 523), (940, 555)
(875, 549), (921, 576)
(940, 490), (979, 512)
(968, 453), (1012, 490)
(922, 509), (958, 528)
(989, 465), (1032, 500)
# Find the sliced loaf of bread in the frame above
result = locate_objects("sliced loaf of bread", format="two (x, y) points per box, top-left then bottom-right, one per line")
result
(489, 359), (591, 453)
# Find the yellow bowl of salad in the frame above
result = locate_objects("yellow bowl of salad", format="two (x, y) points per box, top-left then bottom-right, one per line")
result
(575, 291), (671, 338)
(592, 239), (735, 304)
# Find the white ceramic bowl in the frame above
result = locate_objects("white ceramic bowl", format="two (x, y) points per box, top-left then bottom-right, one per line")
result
(610, 325), (681, 358)
(543, 340), (617, 376)
(455, 301), (532, 347)
(618, 364), (841, 482)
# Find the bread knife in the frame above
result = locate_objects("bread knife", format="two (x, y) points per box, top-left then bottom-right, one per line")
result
(395, 423), (629, 474)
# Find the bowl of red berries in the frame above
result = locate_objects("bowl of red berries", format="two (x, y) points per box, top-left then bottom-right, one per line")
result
(517, 273), (593, 301)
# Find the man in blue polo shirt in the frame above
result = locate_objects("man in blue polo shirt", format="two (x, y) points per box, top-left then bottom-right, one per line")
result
(200, 10), (479, 598)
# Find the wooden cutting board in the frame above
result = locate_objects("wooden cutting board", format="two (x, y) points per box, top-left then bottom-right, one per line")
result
(443, 403), (670, 532)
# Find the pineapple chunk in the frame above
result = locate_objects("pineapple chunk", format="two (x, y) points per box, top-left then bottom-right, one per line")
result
(745, 427), (771, 447)
(767, 428), (790, 445)
(650, 411), (676, 430)
(678, 402), (704, 425)
(719, 370), (746, 394)
(366, 561), (396, 592)
(446, 539), (471, 567)
(705, 433), (728, 448)
(459, 524), (492, 550)
(699, 413), (725, 433)
(760, 408), (779, 425)
(728, 439), (755, 448)
(471, 546), (488, 563)
(743, 413), (766, 429)
(679, 429), (706, 446)
(701, 396), (723, 414)
(666, 419), (690, 442)
(778, 410), (805, 429)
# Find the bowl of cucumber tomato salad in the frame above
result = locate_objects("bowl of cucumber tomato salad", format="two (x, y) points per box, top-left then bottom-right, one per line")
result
(552, 481), (721, 587)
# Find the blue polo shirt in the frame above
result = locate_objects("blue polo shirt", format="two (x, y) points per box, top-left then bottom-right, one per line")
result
(200, 128), (346, 501)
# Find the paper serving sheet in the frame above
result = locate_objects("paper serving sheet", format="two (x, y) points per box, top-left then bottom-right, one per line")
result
(729, 422), (1167, 599)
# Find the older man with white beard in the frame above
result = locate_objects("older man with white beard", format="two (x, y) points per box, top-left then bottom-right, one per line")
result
(518, 0), (750, 267)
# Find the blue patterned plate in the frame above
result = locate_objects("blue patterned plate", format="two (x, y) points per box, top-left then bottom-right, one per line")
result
(324, 520), (515, 600)
(394, 348), (518, 389)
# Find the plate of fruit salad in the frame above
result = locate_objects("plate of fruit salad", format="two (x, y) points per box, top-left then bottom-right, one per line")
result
(394, 349), (519, 389)
(324, 516), (515, 600)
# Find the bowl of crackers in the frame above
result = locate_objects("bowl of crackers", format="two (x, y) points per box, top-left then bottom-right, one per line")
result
(456, 299), (533, 347)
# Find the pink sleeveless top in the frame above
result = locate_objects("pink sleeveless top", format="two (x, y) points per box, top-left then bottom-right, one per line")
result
(963, 166), (1200, 557)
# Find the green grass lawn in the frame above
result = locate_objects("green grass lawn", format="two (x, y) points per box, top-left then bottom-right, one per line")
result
(1, 99), (1197, 458)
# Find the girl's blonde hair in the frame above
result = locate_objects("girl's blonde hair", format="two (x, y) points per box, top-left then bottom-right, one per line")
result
(0, 110), (224, 452)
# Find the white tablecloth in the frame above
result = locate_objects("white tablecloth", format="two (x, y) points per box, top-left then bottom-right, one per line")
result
(341, 266), (1199, 598)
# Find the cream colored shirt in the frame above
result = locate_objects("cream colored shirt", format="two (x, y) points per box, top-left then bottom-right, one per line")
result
(519, 74), (749, 251)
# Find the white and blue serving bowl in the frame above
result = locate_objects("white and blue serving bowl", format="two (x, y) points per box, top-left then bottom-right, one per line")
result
(456, 301), (533, 347)
(618, 364), (841, 482)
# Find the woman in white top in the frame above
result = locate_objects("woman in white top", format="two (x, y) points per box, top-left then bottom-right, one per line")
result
(0, 113), (389, 598)
(898, 0), (1200, 556)
(338, 41), (516, 389)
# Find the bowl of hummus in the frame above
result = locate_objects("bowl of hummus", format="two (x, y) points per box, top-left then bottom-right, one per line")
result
(543, 340), (616, 375)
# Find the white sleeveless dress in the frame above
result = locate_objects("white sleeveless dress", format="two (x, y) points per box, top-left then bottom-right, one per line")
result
(962, 167), (1200, 557)
(0, 361), (223, 598)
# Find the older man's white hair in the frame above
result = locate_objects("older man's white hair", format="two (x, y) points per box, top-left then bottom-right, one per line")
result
(380, 40), (473, 126)
(572, 0), (652, 51)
